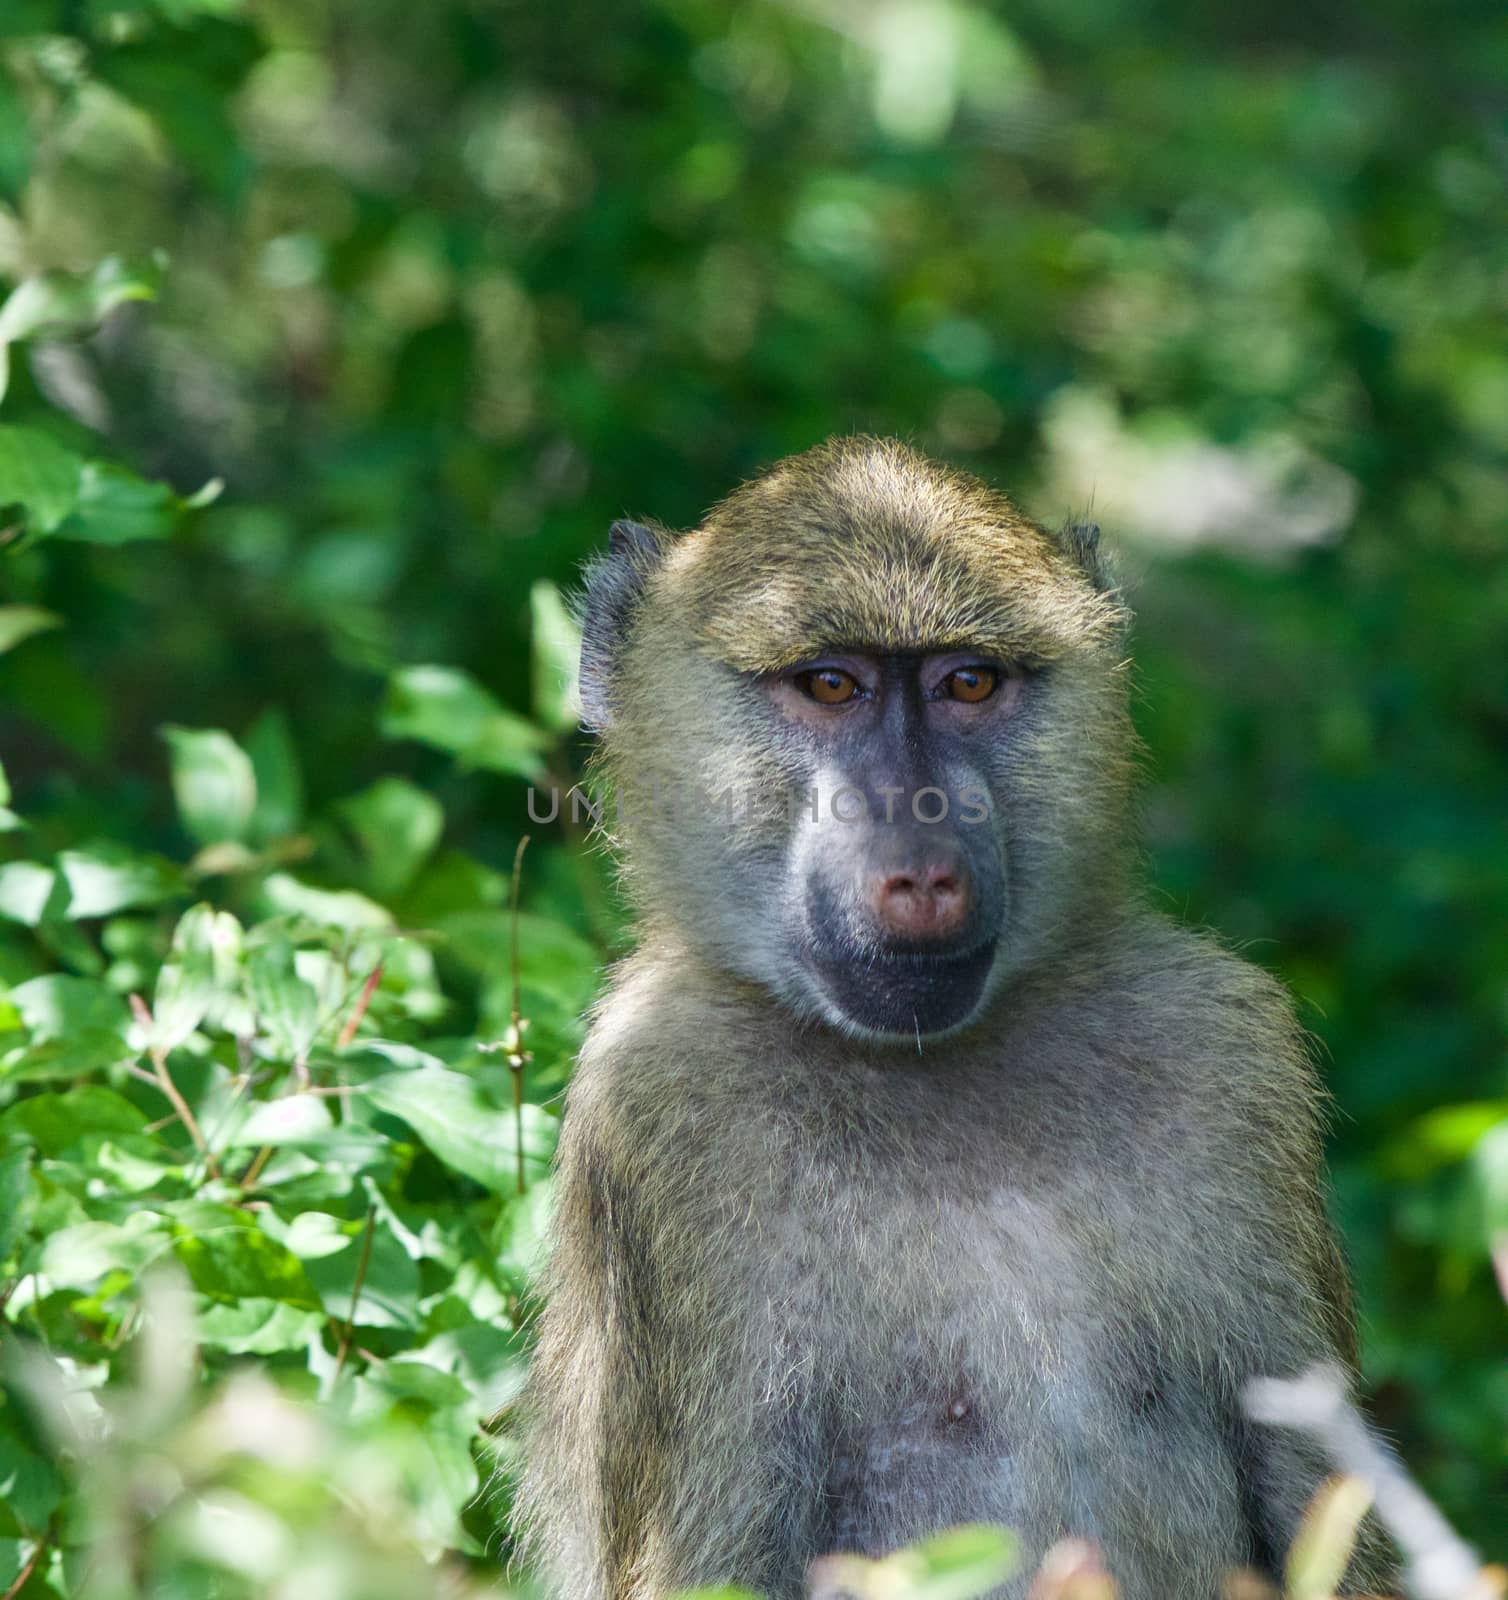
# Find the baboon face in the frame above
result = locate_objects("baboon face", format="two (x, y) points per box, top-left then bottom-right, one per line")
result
(579, 437), (1133, 1041)
(756, 649), (1013, 1036)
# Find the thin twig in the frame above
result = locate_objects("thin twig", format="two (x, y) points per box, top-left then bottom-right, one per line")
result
(1246, 1363), (1497, 1600)
(334, 1206), (377, 1379)
(128, 994), (221, 1181)
(2, 1520), (54, 1600)
(238, 1144), (275, 1192)
(507, 836), (532, 1198)
(336, 963), (384, 1052)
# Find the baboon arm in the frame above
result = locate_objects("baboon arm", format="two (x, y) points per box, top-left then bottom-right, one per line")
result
(521, 1125), (819, 1600)
(1230, 1203), (1396, 1592)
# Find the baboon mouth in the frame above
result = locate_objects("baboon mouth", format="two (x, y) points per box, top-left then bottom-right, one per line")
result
(803, 937), (998, 1038)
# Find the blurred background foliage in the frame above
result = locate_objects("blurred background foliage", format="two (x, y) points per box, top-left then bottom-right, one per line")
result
(0, 0), (1504, 1592)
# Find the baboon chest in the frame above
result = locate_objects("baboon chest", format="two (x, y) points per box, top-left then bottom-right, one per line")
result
(766, 1179), (1248, 1579)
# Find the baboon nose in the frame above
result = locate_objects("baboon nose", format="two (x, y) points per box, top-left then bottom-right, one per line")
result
(870, 864), (971, 940)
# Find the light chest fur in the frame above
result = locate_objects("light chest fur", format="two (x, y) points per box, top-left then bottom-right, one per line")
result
(572, 933), (1289, 1598)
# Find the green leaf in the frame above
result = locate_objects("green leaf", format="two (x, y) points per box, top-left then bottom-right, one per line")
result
(0, 67), (32, 206)
(246, 940), (320, 1061)
(38, 1213), (172, 1289)
(494, 1176), (553, 1280)
(57, 843), (184, 919)
(530, 579), (582, 732)
(911, 1525), (1019, 1597)
(442, 909), (599, 1013)
(0, 425), (82, 533)
(364, 1066), (556, 1193)
(0, 860), (57, 925)
(300, 1214), (420, 1330)
(4, 975), (130, 1079)
(56, 461), (179, 544)
(339, 776), (443, 899)
(0, 1085), (146, 1156)
(0, 1422), (63, 1539)
(194, 1296), (325, 1354)
(163, 725), (257, 845)
(0, 606), (61, 656)
(245, 708), (304, 841)
(0, 256), (159, 347)
(259, 872), (393, 930)
(167, 1201), (321, 1306)
(151, 903), (244, 1051)
(0, 1144), (32, 1265)
(381, 665), (550, 780)
(220, 1092), (333, 1149)
(0, 3), (62, 38)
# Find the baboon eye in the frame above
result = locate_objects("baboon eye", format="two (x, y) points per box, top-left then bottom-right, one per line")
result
(802, 668), (860, 705)
(944, 665), (998, 703)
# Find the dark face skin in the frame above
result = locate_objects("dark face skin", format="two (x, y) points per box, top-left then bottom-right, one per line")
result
(761, 651), (1022, 1039)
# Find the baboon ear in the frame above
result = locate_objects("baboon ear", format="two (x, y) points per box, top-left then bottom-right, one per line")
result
(1059, 519), (1118, 597)
(577, 519), (666, 731)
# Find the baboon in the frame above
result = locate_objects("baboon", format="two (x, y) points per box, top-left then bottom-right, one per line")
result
(517, 437), (1385, 1599)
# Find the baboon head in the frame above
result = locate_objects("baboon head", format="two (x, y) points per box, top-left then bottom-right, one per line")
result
(577, 437), (1135, 1041)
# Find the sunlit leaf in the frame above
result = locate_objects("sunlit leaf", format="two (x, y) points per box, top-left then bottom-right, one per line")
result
(259, 871), (393, 929)
(246, 940), (320, 1061)
(163, 726), (257, 845)
(151, 902), (244, 1050)
(57, 843), (184, 919)
(0, 859), (58, 925)
(530, 579), (582, 732)
(0, 425), (81, 533)
(364, 1065), (556, 1193)
(167, 1200), (321, 1307)
(381, 664), (550, 780)
(0, 1084), (146, 1155)
(0, 256), (159, 347)
(38, 1213), (173, 1289)
(0, 605), (61, 655)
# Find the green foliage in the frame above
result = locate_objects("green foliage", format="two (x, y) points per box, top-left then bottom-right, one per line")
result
(0, 0), (1504, 1592)
(0, 717), (582, 1591)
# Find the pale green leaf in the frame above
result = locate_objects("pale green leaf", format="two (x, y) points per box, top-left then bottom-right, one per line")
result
(364, 1066), (556, 1193)
(57, 843), (184, 919)
(530, 579), (582, 732)
(0, 860), (56, 925)
(0, 256), (159, 346)
(247, 941), (321, 1061)
(163, 726), (257, 845)
(38, 1213), (172, 1289)
(260, 871), (393, 930)
(381, 664), (550, 779)
(151, 903), (244, 1051)
(0, 605), (61, 655)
